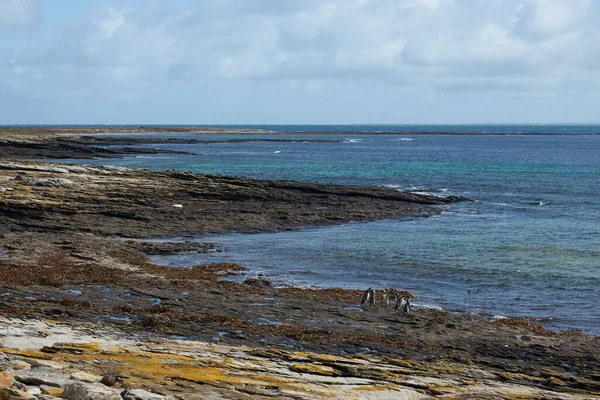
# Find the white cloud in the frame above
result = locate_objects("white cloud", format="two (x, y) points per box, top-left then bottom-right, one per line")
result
(1, 0), (600, 123)
(513, 0), (591, 41)
(0, 0), (36, 28)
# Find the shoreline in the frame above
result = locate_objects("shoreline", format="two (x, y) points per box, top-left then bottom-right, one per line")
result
(1, 128), (599, 399)
(3, 126), (598, 138)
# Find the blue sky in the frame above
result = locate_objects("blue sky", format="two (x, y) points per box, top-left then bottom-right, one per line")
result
(1, 0), (599, 124)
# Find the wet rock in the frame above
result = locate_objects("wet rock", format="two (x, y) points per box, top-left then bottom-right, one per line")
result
(13, 368), (73, 388)
(244, 278), (272, 287)
(0, 372), (14, 389)
(62, 382), (121, 400)
(122, 388), (166, 400)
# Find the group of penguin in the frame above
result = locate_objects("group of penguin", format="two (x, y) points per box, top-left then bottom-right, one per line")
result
(360, 288), (412, 312)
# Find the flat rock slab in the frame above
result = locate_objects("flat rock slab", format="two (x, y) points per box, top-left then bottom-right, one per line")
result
(62, 382), (121, 400)
(70, 371), (102, 383)
(14, 367), (74, 388)
(122, 388), (167, 400)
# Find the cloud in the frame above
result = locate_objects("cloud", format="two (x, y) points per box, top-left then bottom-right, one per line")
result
(1, 0), (600, 123)
(513, 0), (591, 41)
(0, 0), (36, 28)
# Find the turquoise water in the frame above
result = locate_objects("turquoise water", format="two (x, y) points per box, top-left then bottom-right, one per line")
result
(64, 130), (600, 333)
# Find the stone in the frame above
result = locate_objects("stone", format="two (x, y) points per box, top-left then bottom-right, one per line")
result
(7, 360), (30, 371)
(0, 387), (36, 399)
(27, 359), (64, 370)
(243, 277), (272, 287)
(62, 382), (121, 400)
(100, 375), (118, 386)
(70, 371), (101, 383)
(39, 385), (64, 397)
(544, 376), (566, 387)
(0, 372), (14, 389)
(8, 383), (25, 392)
(122, 388), (166, 400)
(23, 386), (40, 395)
(13, 368), (74, 388)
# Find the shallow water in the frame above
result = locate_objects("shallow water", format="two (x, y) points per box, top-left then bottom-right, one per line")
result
(64, 130), (600, 334)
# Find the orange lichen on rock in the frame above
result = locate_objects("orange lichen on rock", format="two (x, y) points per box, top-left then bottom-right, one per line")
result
(290, 363), (343, 377)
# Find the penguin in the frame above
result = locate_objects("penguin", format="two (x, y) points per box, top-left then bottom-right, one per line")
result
(382, 290), (390, 307)
(361, 288), (373, 305)
(402, 298), (412, 313)
(395, 296), (405, 310)
(368, 288), (376, 305)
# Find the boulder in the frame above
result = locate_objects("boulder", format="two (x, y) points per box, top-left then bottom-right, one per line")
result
(62, 382), (121, 400)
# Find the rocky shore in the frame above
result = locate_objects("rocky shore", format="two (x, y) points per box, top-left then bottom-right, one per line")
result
(0, 128), (599, 399)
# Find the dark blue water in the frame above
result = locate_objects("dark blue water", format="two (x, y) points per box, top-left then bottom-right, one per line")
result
(5, 123), (600, 134)
(60, 130), (600, 334)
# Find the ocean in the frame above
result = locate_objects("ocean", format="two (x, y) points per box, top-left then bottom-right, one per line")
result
(58, 125), (600, 334)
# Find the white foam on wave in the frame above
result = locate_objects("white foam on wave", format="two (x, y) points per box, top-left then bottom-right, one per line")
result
(415, 303), (444, 311)
(343, 138), (363, 143)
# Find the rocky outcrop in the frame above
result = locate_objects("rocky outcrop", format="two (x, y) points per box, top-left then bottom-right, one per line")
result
(0, 317), (597, 399)
(0, 161), (468, 238)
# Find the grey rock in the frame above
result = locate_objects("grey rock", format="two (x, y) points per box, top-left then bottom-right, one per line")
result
(122, 388), (166, 399)
(70, 371), (102, 383)
(25, 385), (42, 395)
(14, 367), (75, 388)
(28, 359), (65, 370)
(11, 380), (27, 391)
(62, 382), (121, 400)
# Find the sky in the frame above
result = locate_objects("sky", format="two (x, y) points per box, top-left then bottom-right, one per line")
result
(1, 0), (599, 125)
